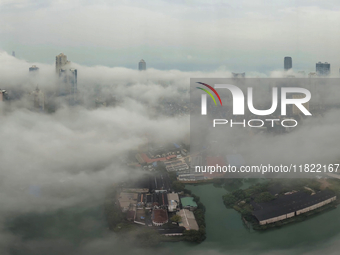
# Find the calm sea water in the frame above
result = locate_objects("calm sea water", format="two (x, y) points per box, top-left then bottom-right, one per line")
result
(163, 183), (340, 255)
(7, 183), (340, 255)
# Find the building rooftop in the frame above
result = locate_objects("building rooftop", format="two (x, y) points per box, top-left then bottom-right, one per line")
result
(181, 197), (198, 208)
(177, 209), (199, 230)
(152, 209), (168, 224)
(152, 192), (168, 207)
(168, 192), (179, 202)
(252, 189), (336, 221)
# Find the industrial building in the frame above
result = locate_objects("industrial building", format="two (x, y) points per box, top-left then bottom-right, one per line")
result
(150, 173), (171, 193)
(152, 192), (168, 208)
(118, 192), (138, 212)
(152, 209), (168, 226)
(252, 189), (336, 225)
(177, 209), (199, 230)
(181, 197), (198, 211)
(167, 192), (180, 212)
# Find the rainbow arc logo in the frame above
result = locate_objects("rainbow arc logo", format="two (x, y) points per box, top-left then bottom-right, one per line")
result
(196, 82), (222, 106)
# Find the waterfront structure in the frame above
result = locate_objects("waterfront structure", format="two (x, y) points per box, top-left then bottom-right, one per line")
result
(252, 190), (336, 225)
(284, 57), (292, 71)
(118, 192), (138, 212)
(316, 62), (330, 76)
(181, 197), (198, 211)
(139, 59), (146, 71)
(158, 227), (185, 236)
(177, 209), (199, 230)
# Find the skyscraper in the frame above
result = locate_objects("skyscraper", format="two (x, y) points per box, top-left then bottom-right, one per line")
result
(139, 59), (146, 71)
(59, 68), (77, 104)
(284, 57), (292, 71)
(29, 65), (39, 72)
(32, 87), (45, 111)
(12, 51), (15, 57)
(0, 89), (8, 102)
(56, 53), (69, 74)
(316, 62), (330, 76)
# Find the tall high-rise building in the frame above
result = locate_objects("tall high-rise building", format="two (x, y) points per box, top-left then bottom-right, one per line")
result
(12, 51), (15, 57)
(139, 59), (146, 71)
(32, 87), (45, 111)
(29, 65), (39, 72)
(56, 53), (70, 74)
(316, 62), (330, 76)
(0, 89), (8, 102)
(284, 57), (292, 71)
(59, 68), (77, 104)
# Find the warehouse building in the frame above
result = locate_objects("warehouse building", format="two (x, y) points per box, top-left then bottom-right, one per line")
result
(252, 189), (336, 225)
(177, 209), (199, 230)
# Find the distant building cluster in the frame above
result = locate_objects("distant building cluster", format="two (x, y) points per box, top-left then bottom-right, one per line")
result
(232, 72), (246, 78)
(283, 56), (333, 77)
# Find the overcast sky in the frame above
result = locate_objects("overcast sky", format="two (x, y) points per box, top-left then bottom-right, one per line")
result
(1, 0), (340, 73)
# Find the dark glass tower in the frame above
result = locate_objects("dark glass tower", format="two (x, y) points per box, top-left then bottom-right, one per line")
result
(316, 62), (330, 76)
(284, 57), (292, 71)
(139, 59), (146, 71)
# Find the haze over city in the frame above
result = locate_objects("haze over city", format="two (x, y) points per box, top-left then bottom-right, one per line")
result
(1, 1), (340, 255)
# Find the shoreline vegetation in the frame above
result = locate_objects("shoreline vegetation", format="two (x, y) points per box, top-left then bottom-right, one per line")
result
(221, 178), (339, 231)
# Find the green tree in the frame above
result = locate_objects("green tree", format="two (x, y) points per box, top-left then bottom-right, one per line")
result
(170, 215), (182, 223)
(222, 194), (237, 207)
(254, 192), (275, 203)
(172, 181), (185, 192)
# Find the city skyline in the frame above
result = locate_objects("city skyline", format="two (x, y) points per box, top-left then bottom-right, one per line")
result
(2, 1), (340, 73)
